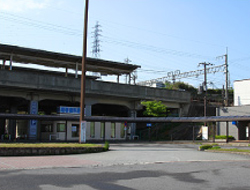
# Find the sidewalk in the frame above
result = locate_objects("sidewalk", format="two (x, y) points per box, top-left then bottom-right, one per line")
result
(0, 155), (100, 170)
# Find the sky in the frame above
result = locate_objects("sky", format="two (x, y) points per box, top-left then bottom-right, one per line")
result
(0, 0), (250, 89)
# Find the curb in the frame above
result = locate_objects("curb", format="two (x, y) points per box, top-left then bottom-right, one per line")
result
(0, 147), (105, 156)
(204, 150), (250, 156)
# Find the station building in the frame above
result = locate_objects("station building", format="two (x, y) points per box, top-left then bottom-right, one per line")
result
(0, 44), (191, 142)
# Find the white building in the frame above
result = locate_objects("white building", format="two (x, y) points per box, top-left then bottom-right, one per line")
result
(234, 79), (250, 106)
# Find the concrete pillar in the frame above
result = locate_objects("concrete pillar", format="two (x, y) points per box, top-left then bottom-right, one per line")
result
(9, 105), (17, 140)
(1, 59), (6, 70)
(85, 105), (92, 117)
(9, 55), (13, 70)
(29, 100), (38, 140)
(65, 67), (68, 77)
(117, 75), (120, 83)
(128, 110), (137, 139)
(216, 108), (220, 136)
(0, 119), (5, 137)
(75, 62), (78, 78)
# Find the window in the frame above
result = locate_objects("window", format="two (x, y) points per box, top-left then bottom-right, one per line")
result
(41, 124), (53, 132)
(71, 124), (79, 137)
(57, 123), (66, 132)
(111, 123), (116, 138)
(100, 122), (105, 138)
(90, 122), (95, 138)
(120, 123), (125, 138)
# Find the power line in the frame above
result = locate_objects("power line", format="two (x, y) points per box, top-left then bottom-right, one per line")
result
(0, 12), (82, 35)
(137, 64), (226, 86)
(102, 35), (216, 60)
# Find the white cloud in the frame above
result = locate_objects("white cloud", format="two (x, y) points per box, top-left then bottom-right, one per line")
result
(0, 0), (50, 12)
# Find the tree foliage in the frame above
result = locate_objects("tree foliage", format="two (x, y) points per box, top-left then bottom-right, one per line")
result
(165, 81), (197, 95)
(141, 100), (167, 117)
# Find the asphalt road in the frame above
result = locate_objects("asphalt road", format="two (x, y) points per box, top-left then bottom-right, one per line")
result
(1, 143), (250, 190)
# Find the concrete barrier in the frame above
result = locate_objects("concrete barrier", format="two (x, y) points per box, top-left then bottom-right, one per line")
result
(0, 147), (105, 156)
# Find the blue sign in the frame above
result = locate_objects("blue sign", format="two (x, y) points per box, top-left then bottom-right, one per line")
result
(57, 106), (81, 115)
(29, 101), (38, 138)
(146, 123), (152, 127)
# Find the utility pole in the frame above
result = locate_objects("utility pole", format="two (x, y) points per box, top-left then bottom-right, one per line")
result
(225, 48), (229, 143)
(216, 49), (229, 142)
(225, 48), (229, 106)
(216, 48), (229, 106)
(198, 62), (213, 126)
(79, 0), (89, 143)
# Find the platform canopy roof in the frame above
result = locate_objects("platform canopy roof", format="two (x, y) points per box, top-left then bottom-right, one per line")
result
(0, 43), (140, 75)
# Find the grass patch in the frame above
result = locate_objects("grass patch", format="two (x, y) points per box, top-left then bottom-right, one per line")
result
(199, 145), (250, 153)
(0, 143), (103, 148)
(215, 148), (250, 153)
(209, 146), (221, 150)
(211, 143), (219, 146)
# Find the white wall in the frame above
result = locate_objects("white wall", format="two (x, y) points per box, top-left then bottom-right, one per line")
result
(40, 121), (126, 141)
(234, 79), (250, 106)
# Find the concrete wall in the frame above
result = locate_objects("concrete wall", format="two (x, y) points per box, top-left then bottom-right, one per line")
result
(0, 69), (190, 105)
(217, 106), (250, 140)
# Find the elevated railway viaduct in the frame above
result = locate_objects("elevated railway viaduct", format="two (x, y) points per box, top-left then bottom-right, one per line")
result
(0, 44), (190, 141)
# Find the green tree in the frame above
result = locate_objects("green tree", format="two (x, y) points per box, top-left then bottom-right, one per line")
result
(141, 100), (167, 117)
(166, 81), (197, 93)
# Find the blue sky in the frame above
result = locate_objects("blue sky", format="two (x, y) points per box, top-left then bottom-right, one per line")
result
(0, 0), (250, 88)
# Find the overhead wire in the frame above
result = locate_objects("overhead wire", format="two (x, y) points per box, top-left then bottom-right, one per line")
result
(1, 8), (244, 88)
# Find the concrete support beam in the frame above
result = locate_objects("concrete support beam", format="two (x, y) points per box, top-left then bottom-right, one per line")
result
(75, 62), (78, 78)
(85, 105), (92, 117)
(117, 75), (119, 83)
(1, 59), (6, 70)
(128, 109), (137, 139)
(9, 55), (13, 71)
(9, 105), (17, 140)
(29, 100), (38, 140)
(65, 67), (68, 77)
(0, 119), (5, 137)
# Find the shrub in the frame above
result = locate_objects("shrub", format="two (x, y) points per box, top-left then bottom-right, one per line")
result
(104, 141), (110, 151)
(199, 145), (213, 150)
(199, 144), (221, 151)
(215, 135), (235, 140)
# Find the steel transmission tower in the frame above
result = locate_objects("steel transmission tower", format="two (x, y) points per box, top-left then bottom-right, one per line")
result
(91, 21), (102, 58)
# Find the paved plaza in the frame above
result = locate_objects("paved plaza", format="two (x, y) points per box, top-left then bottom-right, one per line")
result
(1, 143), (250, 170)
(1, 143), (250, 190)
